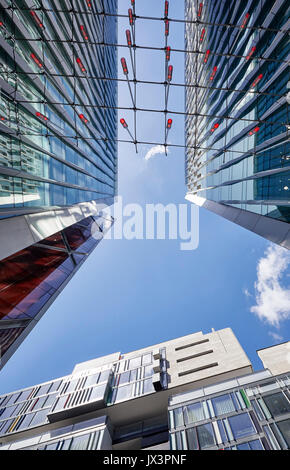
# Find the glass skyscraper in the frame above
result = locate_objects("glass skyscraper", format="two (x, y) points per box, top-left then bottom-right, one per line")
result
(185, 0), (289, 248)
(0, 1), (117, 368)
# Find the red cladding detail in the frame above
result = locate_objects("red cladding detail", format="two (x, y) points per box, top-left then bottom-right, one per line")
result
(120, 118), (128, 128)
(30, 10), (45, 29)
(197, 3), (203, 18)
(251, 73), (263, 88)
(241, 12), (250, 29)
(36, 111), (48, 121)
(167, 118), (172, 129)
(128, 9), (134, 25)
(167, 65), (173, 81)
(210, 66), (217, 80)
(121, 57), (128, 75)
(126, 29), (132, 47)
(166, 46), (171, 61)
(30, 53), (43, 68)
(246, 46), (256, 60)
(165, 1), (169, 17)
(204, 49), (210, 63)
(165, 19), (169, 36)
(76, 57), (86, 73)
(210, 123), (219, 132)
(80, 25), (89, 41)
(200, 28), (205, 42)
(248, 126), (260, 136)
(79, 114), (88, 124)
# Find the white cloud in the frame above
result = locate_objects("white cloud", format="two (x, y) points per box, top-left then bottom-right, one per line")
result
(250, 244), (290, 326)
(243, 288), (252, 298)
(144, 145), (168, 160)
(268, 331), (284, 342)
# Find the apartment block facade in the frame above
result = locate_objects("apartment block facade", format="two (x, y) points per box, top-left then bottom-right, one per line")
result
(0, 328), (256, 450)
(0, 1), (118, 367)
(185, 0), (290, 247)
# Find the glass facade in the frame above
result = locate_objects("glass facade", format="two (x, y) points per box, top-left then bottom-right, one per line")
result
(0, 1), (118, 369)
(0, 213), (114, 366)
(0, 0), (117, 215)
(185, 1), (289, 225)
(169, 372), (290, 450)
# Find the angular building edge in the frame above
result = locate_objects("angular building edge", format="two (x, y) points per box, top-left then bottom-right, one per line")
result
(186, 193), (290, 249)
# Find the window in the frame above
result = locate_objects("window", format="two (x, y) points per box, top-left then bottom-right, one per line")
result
(184, 402), (205, 424)
(235, 439), (264, 450)
(263, 392), (290, 418)
(143, 378), (154, 394)
(85, 373), (100, 387)
(34, 383), (52, 397)
(212, 394), (236, 416)
(228, 413), (256, 440)
(29, 409), (48, 427)
(196, 423), (216, 449)
(70, 433), (91, 450)
(129, 357), (142, 369)
(173, 407), (184, 428)
(186, 428), (199, 450)
(99, 370), (111, 383)
(142, 353), (152, 365)
(119, 371), (130, 385)
(276, 419), (290, 448)
(115, 384), (133, 403)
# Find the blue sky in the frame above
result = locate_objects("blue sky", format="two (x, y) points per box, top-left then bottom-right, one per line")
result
(0, 0), (289, 395)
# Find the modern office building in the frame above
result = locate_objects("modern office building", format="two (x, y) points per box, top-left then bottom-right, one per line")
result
(0, 327), (287, 451)
(184, 0), (290, 248)
(169, 341), (290, 450)
(0, 2), (118, 367)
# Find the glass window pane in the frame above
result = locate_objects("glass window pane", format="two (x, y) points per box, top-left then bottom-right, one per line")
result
(184, 403), (205, 424)
(173, 407), (184, 428)
(130, 369), (137, 382)
(186, 428), (199, 450)
(217, 420), (228, 443)
(142, 353), (152, 365)
(129, 357), (142, 369)
(89, 384), (106, 402)
(249, 439), (264, 450)
(212, 394), (235, 416)
(119, 371), (130, 385)
(85, 373), (100, 387)
(99, 370), (111, 383)
(49, 380), (62, 393)
(115, 384), (133, 403)
(196, 423), (216, 449)
(237, 442), (250, 450)
(45, 442), (59, 450)
(228, 413), (256, 440)
(144, 365), (153, 378)
(30, 409), (48, 427)
(276, 419), (290, 448)
(263, 392), (290, 417)
(17, 413), (35, 431)
(34, 383), (52, 397)
(143, 378), (154, 394)
(70, 433), (91, 450)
